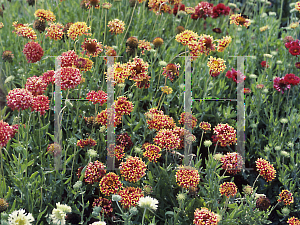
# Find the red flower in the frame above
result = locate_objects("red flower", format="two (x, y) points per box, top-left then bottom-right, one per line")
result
(6, 88), (33, 111)
(23, 41), (44, 63)
(283, 73), (300, 85)
(173, 4), (185, 16)
(42, 70), (55, 85)
(55, 67), (81, 90)
(285, 40), (300, 49)
(86, 90), (107, 105)
(31, 95), (50, 115)
(0, 120), (13, 147)
(261, 61), (269, 68)
(273, 77), (290, 94)
(289, 45), (300, 56)
(212, 28), (222, 33)
(211, 3), (230, 18)
(84, 160), (106, 184)
(25, 76), (47, 96)
(225, 68), (246, 83)
(118, 187), (144, 209)
(194, 1), (213, 20)
(295, 62), (300, 69)
(120, 156), (146, 183)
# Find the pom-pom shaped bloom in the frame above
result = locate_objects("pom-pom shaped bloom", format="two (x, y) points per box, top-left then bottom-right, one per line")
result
(86, 90), (107, 105)
(212, 3), (230, 18)
(148, 0), (171, 14)
(55, 67), (81, 90)
(6, 88), (33, 111)
(0, 120), (13, 147)
(219, 182), (238, 197)
(154, 129), (180, 150)
(92, 197), (113, 216)
(58, 50), (78, 67)
(23, 41), (44, 63)
(94, 109), (122, 127)
(256, 196), (271, 211)
(175, 30), (198, 46)
(199, 121), (211, 132)
(273, 77), (291, 94)
(278, 190), (294, 205)
(42, 70), (55, 85)
(118, 187), (144, 209)
(114, 96), (134, 116)
(145, 107), (164, 120)
(230, 14), (251, 28)
(217, 36), (232, 52)
(74, 57), (93, 72)
(176, 166), (200, 189)
(84, 160), (106, 184)
(8, 209), (35, 225)
(198, 34), (216, 55)
(45, 23), (64, 40)
(138, 196), (159, 211)
(287, 216), (300, 225)
(34, 9), (56, 22)
(193, 207), (220, 225)
(31, 95), (50, 116)
(107, 19), (125, 35)
(138, 39), (152, 54)
(120, 156), (147, 182)
(207, 56), (226, 74)
(77, 138), (97, 148)
(25, 76), (47, 96)
(261, 60), (269, 68)
(193, 1), (213, 20)
(172, 126), (196, 149)
(105, 62), (130, 84)
(143, 144), (161, 162)
(100, 172), (123, 196)
(128, 57), (149, 82)
(81, 38), (103, 57)
(162, 63), (180, 82)
(147, 114), (176, 131)
(13, 22), (37, 40)
(212, 123), (236, 147)
(225, 68), (246, 83)
(116, 132), (133, 152)
(283, 73), (300, 86)
(255, 158), (276, 182)
(108, 144), (125, 160)
(153, 37), (164, 48)
(178, 112), (197, 129)
(67, 22), (91, 40)
(221, 152), (244, 174)
(47, 143), (62, 157)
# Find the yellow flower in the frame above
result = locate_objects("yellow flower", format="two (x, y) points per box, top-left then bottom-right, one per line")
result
(217, 36), (232, 52)
(290, 22), (299, 29)
(259, 25), (269, 32)
(207, 56), (226, 73)
(161, 86), (173, 95)
(67, 22), (91, 40)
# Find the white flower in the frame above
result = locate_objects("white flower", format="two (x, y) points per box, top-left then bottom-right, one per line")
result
(49, 208), (66, 225)
(8, 209), (35, 225)
(56, 203), (71, 213)
(280, 118), (288, 124)
(280, 150), (290, 158)
(270, 51), (277, 56)
(228, 3), (237, 7)
(269, 12), (276, 16)
(87, 149), (98, 158)
(276, 60), (282, 64)
(73, 181), (82, 190)
(289, 2), (296, 8)
(91, 222), (106, 225)
(249, 74), (257, 79)
(255, 193), (266, 199)
(274, 146), (281, 151)
(203, 140), (212, 147)
(159, 61), (167, 66)
(138, 196), (159, 211)
(263, 54), (272, 58)
(260, 13), (267, 18)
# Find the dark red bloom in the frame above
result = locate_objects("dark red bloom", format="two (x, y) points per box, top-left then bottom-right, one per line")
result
(261, 61), (269, 68)
(212, 28), (222, 33)
(209, 70), (220, 77)
(285, 40), (300, 49)
(283, 73), (300, 86)
(289, 45), (300, 56)
(295, 62), (300, 69)
(116, 132), (133, 152)
(225, 68), (246, 83)
(172, 4), (185, 16)
(211, 3), (230, 18)
(191, 13), (199, 20)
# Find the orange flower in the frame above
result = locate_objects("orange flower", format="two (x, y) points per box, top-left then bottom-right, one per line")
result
(175, 29), (198, 46)
(255, 158), (276, 182)
(219, 182), (237, 198)
(143, 144), (161, 162)
(67, 22), (91, 40)
(120, 156), (146, 182)
(176, 166), (200, 189)
(230, 14), (251, 28)
(45, 23), (64, 40)
(99, 172), (123, 196)
(278, 190), (294, 205)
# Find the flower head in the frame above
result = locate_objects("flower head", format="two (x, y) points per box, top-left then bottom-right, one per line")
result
(118, 187), (144, 209)
(193, 207), (220, 225)
(67, 22), (91, 40)
(13, 23), (37, 40)
(230, 14), (251, 28)
(34, 9), (56, 22)
(178, 112), (197, 129)
(143, 144), (161, 162)
(23, 41), (44, 63)
(55, 67), (81, 90)
(114, 96), (134, 116)
(273, 77), (290, 94)
(86, 90), (107, 105)
(255, 158), (276, 182)
(283, 73), (300, 86)
(176, 166), (200, 189)
(256, 196), (271, 211)
(207, 56), (226, 74)
(77, 138), (97, 148)
(212, 3), (230, 18)
(219, 182), (238, 197)
(100, 172), (123, 196)
(128, 57), (149, 82)
(6, 88), (33, 111)
(161, 86), (173, 95)
(287, 217), (300, 225)
(25, 76), (47, 96)
(138, 196), (159, 211)
(147, 114), (175, 131)
(84, 160), (106, 184)
(31, 95), (50, 116)
(102, 2), (112, 9)
(199, 122), (211, 132)
(0, 120), (14, 148)
(94, 109), (122, 127)
(45, 23), (64, 40)
(221, 152), (244, 174)
(212, 123), (236, 147)
(175, 30), (198, 46)
(278, 190), (294, 205)
(8, 209), (35, 225)
(107, 19), (125, 35)
(92, 197), (113, 216)
(120, 156), (147, 182)
(116, 132), (133, 152)
(217, 36), (232, 52)
(2, 50), (14, 63)
(58, 50), (78, 67)
(153, 37), (164, 48)
(162, 63), (180, 82)
(193, 2), (213, 20)
(81, 38), (103, 57)
(0, 198), (8, 213)
(225, 68), (246, 83)
(153, 129), (180, 150)
(47, 143), (62, 157)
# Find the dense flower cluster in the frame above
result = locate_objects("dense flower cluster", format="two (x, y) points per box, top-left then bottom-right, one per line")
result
(143, 144), (161, 162)
(92, 197), (113, 216)
(31, 95), (50, 115)
(138, 39), (152, 54)
(219, 182), (238, 197)
(225, 68), (246, 83)
(77, 138), (97, 148)
(118, 187), (144, 209)
(128, 57), (149, 82)
(86, 90), (107, 105)
(212, 123), (236, 147)
(287, 217), (300, 225)
(55, 67), (81, 90)
(0, 120), (14, 147)
(45, 23), (64, 40)
(145, 107), (163, 120)
(120, 156), (147, 182)
(114, 96), (134, 116)
(116, 132), (133, 152)
(42, 70), (55, 85)
(95, 109), (122, 127)
(175, 166), (200, 189)
(6, 88), (33, 111)
(0, 198), (9, 213)
(23, 41), (44, 63)
(13, 22), (37, 40)
(107, 19), (125, 35)
(108, 144), (125, 160)
(255, 158), (276, 182)
(74, 57), (93, 72)
(147, 114), (175, 131)
(25, 76), (47, 96)
(192, 2), (213, 20)
(217, 36), (232, 52)
(162, 63), (180, 82)
(67, 22), (91, 40)
(99, 172), (123, 196)
(230, 14), (251, 28)
(81, 38), (103, 57)
(148, 0), (171, 14)
(8, 209), (35, 225)
(84, 160), (106, 184)
(278, 190), (294, 205)
(153, 129), (180, 150)
(161, 86), (173, 94)
(296, 2), (300, 12)
(153, 37), (164, 48)
(199, 121), (211, 132)
(178, 112), (197, 129)
(175, 30), (198, 46)
(193, 207), (220, 225)
(58, 50), (78, 67)
(273, 77), (291, 94)
(207, 56), (226, 75)
(285, 40), (300, 56)
(34, 9), (56, 22)
(211, 3), (230, 18)
(221, 152), (244, 174)
(283, 74), (300, 86)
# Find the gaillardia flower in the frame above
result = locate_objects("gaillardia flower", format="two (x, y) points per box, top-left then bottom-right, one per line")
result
(86, 90), (107, 105)
(118, 187), (144, 209)
(81, 38), (103, 57)
(175, 166), (200, 189)
(6, 88), (33, 111)
(162, 63), (180, 82)
(221, 152), (244, 174)
(143, 144), (161, 162)
(153, 129), (180, 150)
(278, 190), (294, 205)
(84, 160), (106, 184)
(207, 56), (226, 74)
(255, 158), (276, 182)
(2, 50), (14, 63)
(25, 76), (47, 96)
(230, 13), (251, 28)
(212, 123), (236, 147)
(287, 216), (300, 225)
(120, 156), (147, 182)
(175, 30), (198, 46)
(99, 172), (123, 196)
(193, 207), (220, 225)
(45, 23), (64, 40)
(67, 22), (91, 40)
(219, 182), (238, 197)
(107, 19), (125, 35)
(23, 41), (44, 63)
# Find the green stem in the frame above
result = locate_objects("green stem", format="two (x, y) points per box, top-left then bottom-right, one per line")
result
(141, 208), (147, 225)
(196, 131), (204, 159)
(252, 174), (260, 189)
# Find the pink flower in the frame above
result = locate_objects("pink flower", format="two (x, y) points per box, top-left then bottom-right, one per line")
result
(25, 76), (48, 96)
(273, 77), (290, 94)
(54, 67), (81, 90)
(31, 95), (50, 115)
(6, 88), (33, 111)
(23, 41), (44, 63)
